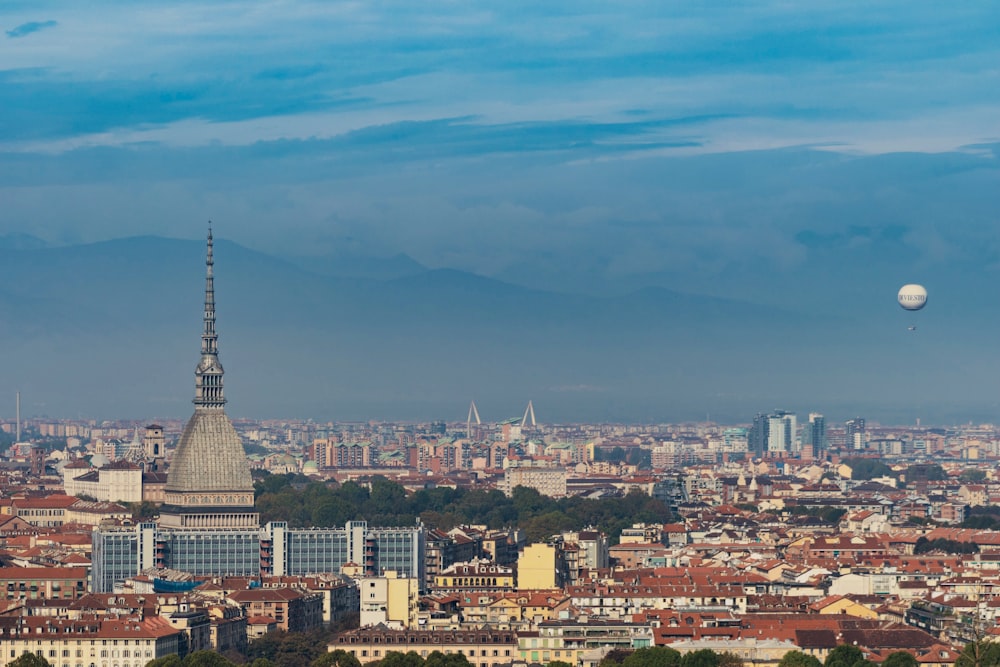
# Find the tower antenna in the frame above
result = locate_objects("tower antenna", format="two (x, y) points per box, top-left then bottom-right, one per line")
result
(467, 400), (481, 440)
(521, 400), (536, 428)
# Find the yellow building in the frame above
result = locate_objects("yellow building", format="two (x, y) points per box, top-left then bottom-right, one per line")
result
(359, 571), (420, 629)
(808, 595), (879, 619)
(433, 560), (515, 594)
(517, 544), (559, 590)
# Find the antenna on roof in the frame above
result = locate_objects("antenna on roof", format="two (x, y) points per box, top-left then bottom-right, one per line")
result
(467, 400), (481, 440)
(521, 400), (536, 428)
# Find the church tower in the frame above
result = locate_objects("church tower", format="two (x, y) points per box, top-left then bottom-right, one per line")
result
(159, 228), (258, 529)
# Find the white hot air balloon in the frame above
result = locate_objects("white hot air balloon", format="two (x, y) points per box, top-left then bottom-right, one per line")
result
(897, 284), (928, 311)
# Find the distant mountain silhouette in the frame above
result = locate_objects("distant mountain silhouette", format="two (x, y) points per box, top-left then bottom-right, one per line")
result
(0, 236), (994, 424)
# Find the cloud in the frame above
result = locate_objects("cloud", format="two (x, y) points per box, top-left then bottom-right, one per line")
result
(6, 20), (57, 38)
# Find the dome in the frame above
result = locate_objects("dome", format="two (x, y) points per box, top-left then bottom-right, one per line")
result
(303, 460), (319, 474)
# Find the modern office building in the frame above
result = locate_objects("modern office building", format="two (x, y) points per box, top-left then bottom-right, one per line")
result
(846, 417), (867, 450)
(92, 520), (424, 593)
(92, 230), (424, 592)
(806, 413), (827, 454)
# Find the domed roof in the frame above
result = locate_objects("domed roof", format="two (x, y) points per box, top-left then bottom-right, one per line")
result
(166, 409), (253, 493)
(303, 460), (319, 473)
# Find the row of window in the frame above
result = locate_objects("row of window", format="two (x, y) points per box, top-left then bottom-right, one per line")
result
(351, 649), (511, 660)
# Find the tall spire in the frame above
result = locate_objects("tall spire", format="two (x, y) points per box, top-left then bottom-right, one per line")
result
(161, 223), (256, 530)
(194, 224), (226, 408)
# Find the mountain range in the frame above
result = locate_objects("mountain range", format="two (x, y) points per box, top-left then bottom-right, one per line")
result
(0, 236), (995, 425)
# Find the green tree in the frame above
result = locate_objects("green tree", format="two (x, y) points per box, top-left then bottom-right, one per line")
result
(825, 645), (866, 667)
(549, 662), (575, 667)
(312, 651), (362, 667)
(842, 459), (892, 481)
(182, 652), (235, 667)
(680, 650), (720, 667)
(717, 653), (744, 667)
(250, 660), (276, 667)
(9, 656), (51, 667)
(955, 639), (1000, 667)
(881, 653), (918, 667)
(146, 657), (182, 667)
(377, 652), (424, 667)
(424, 652), (471, 667)
(622, 647), (682, 667)
(599, 649), (636, 667)
(778, 651), (822, 667)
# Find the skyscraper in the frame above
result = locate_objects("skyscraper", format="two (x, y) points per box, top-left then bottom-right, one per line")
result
(766, 411), (797, 454)
(807, 413), (827, 455)
(846, 417), (866, 451)
(159, 229), (258, 530)
(749, 413), (769, 458)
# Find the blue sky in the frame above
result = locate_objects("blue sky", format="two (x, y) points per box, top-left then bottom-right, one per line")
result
(2, 2), (1000, 422)
(1, 1), (997, 283)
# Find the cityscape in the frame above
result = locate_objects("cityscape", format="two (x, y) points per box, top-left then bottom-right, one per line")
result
(0, 232), (998, 667)
(2, 3), (1000, 667)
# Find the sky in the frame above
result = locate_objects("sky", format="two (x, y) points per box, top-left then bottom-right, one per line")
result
(1, 1), (1000, 423)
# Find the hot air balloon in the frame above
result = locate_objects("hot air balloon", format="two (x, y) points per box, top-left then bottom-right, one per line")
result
(898, 284), (927, 331)
(897, 284), (928, 311)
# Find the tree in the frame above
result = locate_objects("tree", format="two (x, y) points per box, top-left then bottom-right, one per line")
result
(182, 652), (236, 667)
(717, 653), (744, 667)
(779, 651), (822, 667)
(549, 662), (575, 667)
(881, 653), (917, 667)
(623, 647), (681, 667)
(8, 656), (51, 667)
(825, 645), (866, 667)
(146, 657), (183, 667)
(955, 639), (1000, 667)
(312, 651), (362, 667)
(680, 649), (720, 667)
(423, 652), (471, 667)
(599, 649), (636, 667)
(376, 652), (424, 667)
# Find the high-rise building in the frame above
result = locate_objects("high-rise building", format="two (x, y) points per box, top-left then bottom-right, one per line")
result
(765, 410), (797, 454)
(749, 413), (769, 458)
(160, 229), (258, 530)
(846, 417), (866, 450)
(806, 413), (827, 454)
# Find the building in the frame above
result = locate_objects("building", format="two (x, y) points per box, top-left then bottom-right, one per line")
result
(846, 417), (866, 450)
(228, 587), (324, 634)
(807, 414), (827, 455)
(63, 461), (143, 503)
(10, 495), (79, 528)
(92, 520), (425, 593)
(501, 461), (567, 498)
(359, 571), (420, 629)
(0, 616), (182, 667)
(158, 228), (258, 531)
(91, 232), (424, 592)
(330, 625), (518, 667)
(517, 618), (653, 665)
(432, 560), (515, 595)
(517, 544), (567, 590)
(0, 567), (89, 601)
(767, 411), (797, 454)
